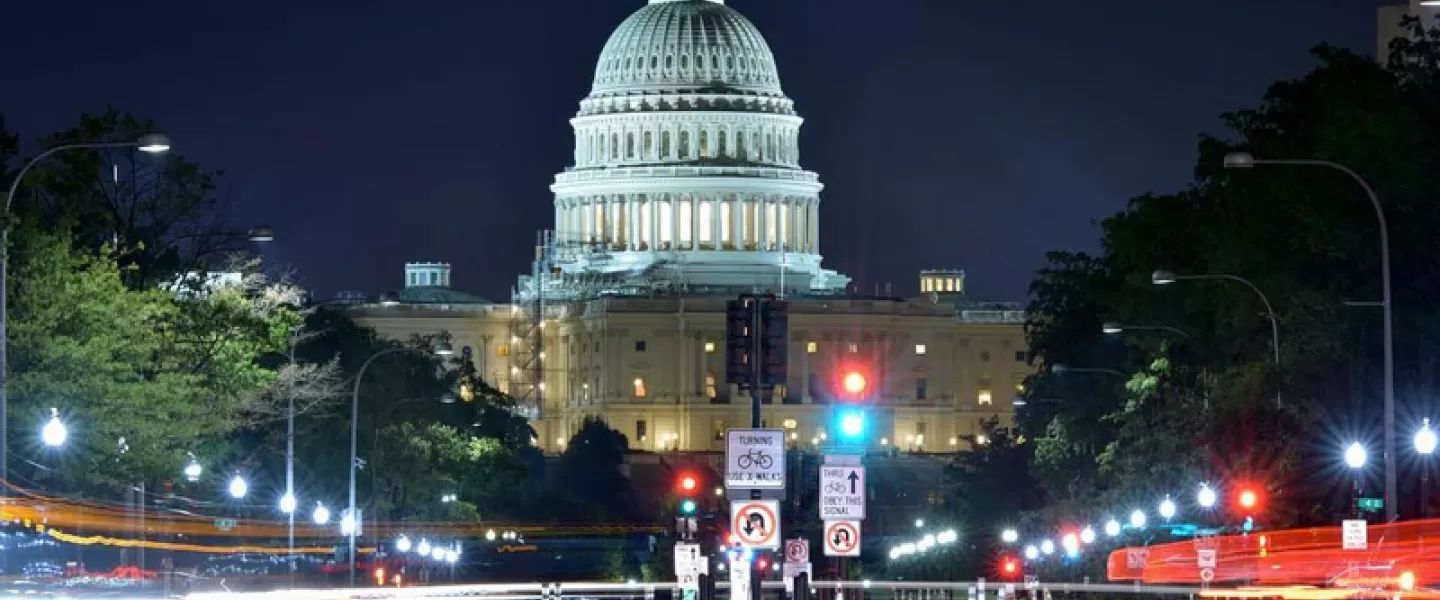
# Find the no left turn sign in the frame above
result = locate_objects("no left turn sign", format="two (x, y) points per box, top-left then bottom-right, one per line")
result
(824, 520), (861, 557)
(731, 499), (781, 549)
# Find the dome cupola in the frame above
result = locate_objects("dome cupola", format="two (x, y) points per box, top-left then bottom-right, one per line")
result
(591, 0), (782, 98)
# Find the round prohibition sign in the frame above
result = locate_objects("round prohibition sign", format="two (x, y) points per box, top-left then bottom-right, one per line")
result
(826, 521), (859, 553)
(733, 502), (778, 547)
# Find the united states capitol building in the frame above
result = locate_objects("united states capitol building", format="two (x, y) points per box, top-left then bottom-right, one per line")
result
(340, 0), (1031, 456)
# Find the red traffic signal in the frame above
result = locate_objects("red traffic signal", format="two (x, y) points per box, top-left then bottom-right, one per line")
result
(836, 369), (870, 400)
(679, 474), (698, 492)
(996, 554), (1022, 580)
(1236, 487), (1261, 511)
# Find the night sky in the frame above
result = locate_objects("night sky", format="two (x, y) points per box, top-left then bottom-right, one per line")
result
(1, 1), (1381, 303)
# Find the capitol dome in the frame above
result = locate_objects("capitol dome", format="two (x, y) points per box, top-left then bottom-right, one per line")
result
(591, 0), (782, 98)
(529, 0), (851, 300)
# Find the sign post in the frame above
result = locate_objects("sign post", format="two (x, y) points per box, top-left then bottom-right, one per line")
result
(674, 543), (704, 600)
(823, 520), (861, 557)
(1342, 519), (1368, 550)
(731, 499), (782, 550)
(819, 465), (866, 520)
(725, 429), (786, 490)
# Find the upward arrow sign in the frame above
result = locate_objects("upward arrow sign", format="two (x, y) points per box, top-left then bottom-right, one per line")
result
(847, 471), (859, 494)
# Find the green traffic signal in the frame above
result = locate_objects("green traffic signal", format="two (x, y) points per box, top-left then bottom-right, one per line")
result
(680, 499), (698, 515)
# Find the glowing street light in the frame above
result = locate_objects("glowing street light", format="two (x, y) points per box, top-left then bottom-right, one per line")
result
(184, 457), (203, 483)
(1129, 509), (1147, 529)
(1001, 528), (1019, 544)
(417, 539), (432, 557)
(41, 408), (66, 448)
(1198, 484), (1217, 508)
(396, 535), (413, 553)
(279, 492), (297, 514)
(445, 548), (460, 563)
(1104, 519), (1122, 537)
(1346, 442), (1368, 469)
(1158, 496), (1177, 520)
(1416, 419), (1437, 456)
(228, 474), (249, 499)
(1080, 526), (1096, 544)
(430, 545), (445, 561)
(1061, 533), (1080, 556)
(1040, 540), (1055, 555)
(312, 503), (331, 525)
(1024, 545), (1040, 560)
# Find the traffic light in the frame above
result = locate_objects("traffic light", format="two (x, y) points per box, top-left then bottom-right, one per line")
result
(725, 299), (757, 386)
(996, 553), (1022, 581)
(1237, 488), (1259, 511)
(837, 369), (869, 401)
(837, 409), (866, 440)
(677, 473), (699, 516)
(759, 301), (788, 386)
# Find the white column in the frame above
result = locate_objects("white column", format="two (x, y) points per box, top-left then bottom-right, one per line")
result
(711, 195), (721, 249)
(757, 195), (769, 251)
(649, 195), (659, 251)
(670, 195), (680, 250)
(809, 199), (819, 253)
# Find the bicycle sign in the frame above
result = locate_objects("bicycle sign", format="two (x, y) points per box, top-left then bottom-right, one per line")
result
(819, 465), (866, 519)
(725, 429), (786, 489)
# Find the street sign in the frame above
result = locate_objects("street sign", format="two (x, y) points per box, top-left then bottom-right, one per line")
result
(674, 542), (702, 576)
(1358, 497), (1384, 512)
(785, 539), (809, 563)
(731, 499), (781, 549)
(1197, 549), (1217, 569)
(214, 518), (237, 531)
(1342, 519), (1368, 550)
(1200, 568), (1215, 583)
(823, 520), (861, 557)
(725, 429), (786, 489)
(729, 555), (751, 600)
(820, 464), (866, 520)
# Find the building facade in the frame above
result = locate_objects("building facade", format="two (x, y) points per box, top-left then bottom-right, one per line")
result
(1378, 0), (1440, 64)
(341, 0), (1032, 456)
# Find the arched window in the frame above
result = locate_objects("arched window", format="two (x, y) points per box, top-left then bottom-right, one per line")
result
(643, 131), (653, 159)
(699, 130), (710, 158)
(679, 131), (691, 159)
(717, 129), (728, 158)
(737, 131), (748, 161)
(626, 133), (635, 159)
(661, 131), (672, 159)
(611, 133), (619, 160)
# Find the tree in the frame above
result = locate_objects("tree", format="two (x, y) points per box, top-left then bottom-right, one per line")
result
(544, 417), (638, 522)
(1022, 26), (1440, 536)
(7, 233), (297, 493)
(15, 110), (255, 289)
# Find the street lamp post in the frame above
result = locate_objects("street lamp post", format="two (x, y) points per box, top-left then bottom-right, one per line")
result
(0, 133), (172, 497)
(1225, 152), (1396, 522)
(1151, 270), (1280, 364)
(346, 342), (454, 586)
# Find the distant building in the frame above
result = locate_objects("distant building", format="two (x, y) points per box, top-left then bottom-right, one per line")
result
(162, 271), (243, 298)
(338, 0), (1033, 457)
(1378, 0), (1440, 64)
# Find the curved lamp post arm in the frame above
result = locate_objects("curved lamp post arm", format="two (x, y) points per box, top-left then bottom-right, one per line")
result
(347, 345), (412, 587)
(1123, 325), (1191, 339)
(5, 142), (139, 211)
(1244, 156), (1394, 522)
(1174, 274), (1280, 365)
